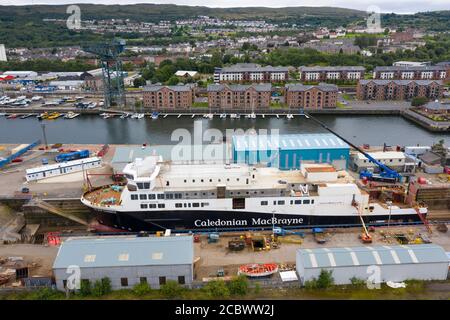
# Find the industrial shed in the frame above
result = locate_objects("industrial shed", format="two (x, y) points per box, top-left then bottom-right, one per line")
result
(53, 235), (194, 291)
(232, 133), (349, 170)
(296, 244), (449, 285)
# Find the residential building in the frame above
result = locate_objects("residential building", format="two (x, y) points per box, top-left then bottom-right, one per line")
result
(298, 66), (365, 82)
(373, 66), (448, 81)
(207, 83), (271, 109)
(393, 61), (431, 67)
(53, 235), (194, 291)
(356, 80), (443, 100)
(285, 83), (338, 109)
(143, 84), (194, 110)
(214, 63), (289, 83)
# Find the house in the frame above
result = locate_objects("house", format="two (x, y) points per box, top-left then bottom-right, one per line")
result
(143, 84), (194, 110)
(213, 63), (289, 83)
(373, 66), (448, 81)
(298, 66), (365, 82)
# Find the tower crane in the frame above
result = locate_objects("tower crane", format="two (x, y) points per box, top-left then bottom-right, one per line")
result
(83, 39), (126, 108)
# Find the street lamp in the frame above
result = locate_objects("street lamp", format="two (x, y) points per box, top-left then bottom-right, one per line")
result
(386, 200), (393, 229)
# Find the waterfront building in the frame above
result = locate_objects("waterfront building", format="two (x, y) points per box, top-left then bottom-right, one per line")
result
(373, 65), (448, 81)
(349, 151), (409, 173)
(207, 83), (271, 110)
(298, 66), (365, 82)
(231, 133), (350, 170)
(296, 244), (449, 285)
(285, 83), (338, 109)
(143, 84), (194, 110)
(356, 80), (443, 101)
(53, 235), (194, 291)
(213, 63), (289, 83)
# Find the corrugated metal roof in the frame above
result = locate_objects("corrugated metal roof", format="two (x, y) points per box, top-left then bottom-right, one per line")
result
(232, 134), (349, 152)
(53, 236), (194, 269)
(298, 244), (448, 269)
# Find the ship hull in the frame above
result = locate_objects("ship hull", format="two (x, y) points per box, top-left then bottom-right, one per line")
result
(89, 208), (423, 233)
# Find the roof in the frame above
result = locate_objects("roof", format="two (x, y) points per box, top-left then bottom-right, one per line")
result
(359, 79), (443, 86)
(355, 151), (405, 160)
(299, 66), (365, 72)
(232, 133), (349, 151)
(207, 83), (272, 92)
(297, 244), (448, 269)
(219, 63), (289, 73)
(143, 84), (192, 92)
(26, 157), (101, 175)
(374, 65), (446, 72)
(285, 83), (338, 92)
(175, 70), (198, 77)
(53, 235), (194, 269)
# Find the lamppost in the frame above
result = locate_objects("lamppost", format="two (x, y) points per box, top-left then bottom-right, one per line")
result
(40, 123), (48, 150)
(386, 200), (392, 229)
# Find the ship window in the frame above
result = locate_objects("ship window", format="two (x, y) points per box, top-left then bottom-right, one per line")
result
(194, 193), (198, 196)
(140, 204), (148, 209)
(143, 183), (150, 189)
(201, 203), (209, 207)
(290, 200), (293, 205)
(192, 203), (200, 208)
(311, 199), (315, 204)
(175, 193), (182, 199)
(303, 199), (310, 204)
(184, 179), (187, 183)
(211, 193), (215, 196)
(227, 178), (230, 182)
(278, 200), (285, 205)
(201, 179), (204, 183)
(188, 203), (191, 208)
(157, 194), (164, 199)
(139, 194), (147, 200)
(131, 194), (138, 200)
(166, 194), (174, 199)
(236, 178), (239, 181)
(175, 203), (182, 208)
(192, 180), (195, 183)
(149, 204), (156, 209)
(137, 183), (144, 189)
(148, 194), (156, 200)
(261, 201), (268, 206)
(158, 204), (165, 208)
(273, 201), (276, 205)
(183, 203), (187, 208)
(295, 200), (302, 205)
(166, 181), (170, 186)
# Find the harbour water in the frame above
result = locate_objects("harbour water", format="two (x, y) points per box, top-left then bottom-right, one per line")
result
(0, 114), (448, 146)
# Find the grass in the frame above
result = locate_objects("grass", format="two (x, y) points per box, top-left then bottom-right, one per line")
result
(2, 280), (445, 300)
(192, 102), (209, 108)
(341, 93), (354, 101)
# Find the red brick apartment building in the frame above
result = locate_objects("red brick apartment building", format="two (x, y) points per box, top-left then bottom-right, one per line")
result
(373, 66), (449, 81)
(356, 80), (443, 100)
(207, 84), (272, 109)
(285, 83), (338, 109)
(143, 85), (194, 110)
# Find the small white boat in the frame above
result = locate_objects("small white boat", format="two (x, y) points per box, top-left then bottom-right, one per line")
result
(191, 114), (195, 118)
(236, 114), (241, 119)
(136, 113), (145, 119)
(163, 114), (168, 118)
(0, 113), (6, 117)
(230, 113), (237, 119)
(177, 114), (182, 118)
(220, 113), (227, 119)
(262, 114), (265, 118)
(65, 112), (80, 119)
(276, 114), (279, 119)
(250, 112), (256, 119)
(245, 114), (252, 119)
(286, 114), (294, 119)
(120, 113), (130, 119)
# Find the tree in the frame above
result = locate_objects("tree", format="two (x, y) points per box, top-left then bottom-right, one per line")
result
(203, 279), (230, 298)
(133, 77), (146, 88)
(316, 270), (334, 289)
(160, 280), (184, 299)
(166, 75), (181, 85)
(227, 275), (248, 296)
(411, 96), (428, 107)
(79, 280), (91, 296)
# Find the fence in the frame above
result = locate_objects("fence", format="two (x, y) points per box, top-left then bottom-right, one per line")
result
(0, 140), (41, 169)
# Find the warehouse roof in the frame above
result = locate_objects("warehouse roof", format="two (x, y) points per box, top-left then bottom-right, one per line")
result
(297, 244), (448, 269)
(232, 133), (349, 151)
(53, 235), (194, 269)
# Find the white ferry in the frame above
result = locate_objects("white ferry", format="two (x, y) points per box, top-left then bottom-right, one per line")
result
(81, 156), (426, 232)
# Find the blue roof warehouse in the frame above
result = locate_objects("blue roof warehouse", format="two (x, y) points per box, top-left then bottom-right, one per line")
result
(232, 133), (350, 170)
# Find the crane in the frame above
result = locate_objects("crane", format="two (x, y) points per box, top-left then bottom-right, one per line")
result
(82, 39), (126, 108)
(302, 111), (402, 183)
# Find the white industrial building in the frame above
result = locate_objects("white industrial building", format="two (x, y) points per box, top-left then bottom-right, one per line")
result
(296, 244), (449, 285)
(49, 80), (85, 91)
(2, 70), (37, 78)
(25, 157), (102, 182)
(53, 235), (194, 291)
(350, 151), (409, 173)
(0, 44), (7, 62)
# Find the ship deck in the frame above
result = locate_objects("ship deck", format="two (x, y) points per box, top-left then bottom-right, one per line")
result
(83, 185), (123, 207)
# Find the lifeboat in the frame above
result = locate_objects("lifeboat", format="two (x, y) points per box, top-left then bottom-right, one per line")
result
(238, 263), (278, 277)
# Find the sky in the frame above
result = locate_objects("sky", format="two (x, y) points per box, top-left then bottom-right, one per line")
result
(0, 0), (449, 14)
